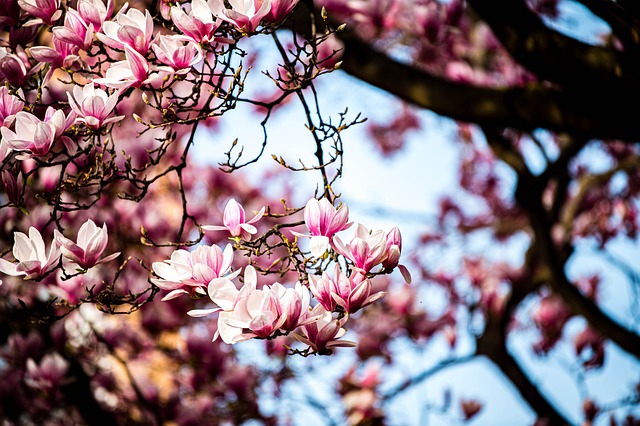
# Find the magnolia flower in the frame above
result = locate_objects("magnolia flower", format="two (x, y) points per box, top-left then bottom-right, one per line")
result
(76, 0), (114, 32)
(309, 264), (385, 314)
(25, 352), (69, 391)
(0, 86), (23, 127)
(97, 3), (153, 53)
(30, 38), (83, 82)
(54, 219), (120, 270)
(52, 9), (94, 51)
(93, 45), (161, 89)
(1, 111), (57, 159)
(202, 198), (265, 240)
(67, 82), (123, 130)
(170, 0), (224, 45)
(268, 281), (311, 331)
(0, 227), (60, 280)
(151, 34), (204, 74)
(294, 304), (356, 354)
(152, 243), (236, 301)
(382, 226), (411, 283)
(333, 224), (388, 274)
(1, 169), (22, 206)
(209, 0), (271, 33)
(0, 50), (34, 87)
(264, 0), (298, 23)
(189, 266), (312, 344)
(292, 197), (351, 257)
(17, 0), (62, 26)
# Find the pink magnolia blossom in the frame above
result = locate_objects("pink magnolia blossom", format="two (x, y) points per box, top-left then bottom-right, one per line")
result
(17, 0), (61, 26)
(25, 352), (69, 391)
(52, 9), (94, 51)
(170, 0), (225, 45)
(93, 45), (161, 89)
(209, 0), (272, 33)
(268, 280), (311, 332)
(294, 304), (356, 354)
(333, 224), (388, 274)
(76, 0), (114, 32)
(264, 0), (298, 23)
(151, 34), (204, 74)
(54, 219), (120, 269)
(0, 227), (60, 280)
(152, 243), (237, 301)
(202, 198), (265, 240)
(67, 82), (124, 130)
(97, 3), (153, 53)
(30, 38), (84, 82)
(189, 265), (312, 344)
(0, 49), (36, 87)
(382, 226), (411, 283)
(292, 197), (351, 257)
(532, 294), (572, 354)
(0, 86), (23, 127)
(309, 265), (385, 314)
(1, 169), (22, 206)
(1, 111), (57, 159)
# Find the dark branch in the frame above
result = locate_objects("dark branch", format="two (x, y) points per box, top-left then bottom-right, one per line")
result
(466, 0), (640, 91)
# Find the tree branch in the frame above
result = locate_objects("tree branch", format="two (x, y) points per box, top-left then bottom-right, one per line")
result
(574, 0), (640, 50)
(515, 175), (640, 359)
(466, 0), (640, 91)
(477, 316), (572, 425)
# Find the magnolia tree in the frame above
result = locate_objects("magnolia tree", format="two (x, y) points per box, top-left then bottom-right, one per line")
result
(0, 0), (639, 424)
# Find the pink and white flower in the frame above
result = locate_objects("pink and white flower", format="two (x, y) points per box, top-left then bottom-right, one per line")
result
(170, 0), (224, 45)
(97, 3), (153, 53)
(309, 264), (385, 313)
(54, 219), (120, 270)
(209, 0), (272, 33)
(67, 82), (124, 130)
(0, 227), (60, 280)
(52, 8), (94, 51)
(152, 243), (237, 301)
(333, 224), (388, 274)
(202, 198), (265, 241)
(76, 0), (114, 32)
(93, 45), (161, 89)
(151, 34), (204, 74)
(17, 0), (61, 26)
(292, 197), (351, 257)
(263, 0), (298, 23)
(0, 86), (23, 127)
(1, 111), (57, 159)
(294, 304), (356, 354)
(25, 352), (69, 391)
(189, 265), (312, 344)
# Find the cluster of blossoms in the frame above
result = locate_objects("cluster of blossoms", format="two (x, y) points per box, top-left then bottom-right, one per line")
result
(0, 219), (119, 281)
(151, 197), (411, 355)
(0, 0), (311, 163)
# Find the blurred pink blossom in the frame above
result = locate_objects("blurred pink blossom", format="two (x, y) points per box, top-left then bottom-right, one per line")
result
(25, 352), (69, 391)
